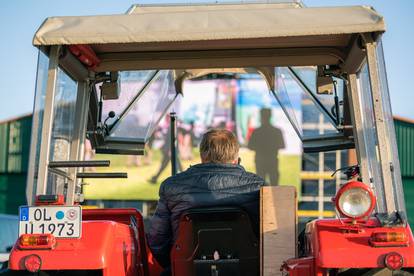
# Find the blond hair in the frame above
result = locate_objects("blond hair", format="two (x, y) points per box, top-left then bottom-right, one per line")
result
(199, 129), (239, 163)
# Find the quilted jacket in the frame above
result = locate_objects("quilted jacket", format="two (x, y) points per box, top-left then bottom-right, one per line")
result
(147, 163), (264, 268)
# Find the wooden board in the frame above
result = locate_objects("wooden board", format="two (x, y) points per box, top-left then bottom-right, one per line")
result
(260, 186), (297, 276)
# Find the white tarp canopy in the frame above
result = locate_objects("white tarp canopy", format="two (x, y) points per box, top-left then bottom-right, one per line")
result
(33, 4), (384, 48)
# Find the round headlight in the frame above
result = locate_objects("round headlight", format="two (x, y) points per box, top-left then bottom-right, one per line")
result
(335, 181), (376, 219)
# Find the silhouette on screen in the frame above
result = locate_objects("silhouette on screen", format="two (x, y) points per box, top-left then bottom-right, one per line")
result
(248, 108), (285, 186)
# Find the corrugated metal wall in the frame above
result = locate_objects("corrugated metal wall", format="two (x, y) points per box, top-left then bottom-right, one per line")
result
(0, 123), (9, 172)
(0, 115), (31, 214)
(395, 117), (414, 226)
(395, 119), (414, 177)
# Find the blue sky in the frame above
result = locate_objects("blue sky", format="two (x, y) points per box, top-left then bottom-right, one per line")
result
(0, 0), (413, 120)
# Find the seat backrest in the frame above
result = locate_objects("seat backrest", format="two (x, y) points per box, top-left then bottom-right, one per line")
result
(171, 207), (259, 276)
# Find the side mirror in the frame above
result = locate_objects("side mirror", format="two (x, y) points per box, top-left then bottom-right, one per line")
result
(316, 66), (334, 95)
(317, 76), (335, 95)
(101, 72), (120, 100)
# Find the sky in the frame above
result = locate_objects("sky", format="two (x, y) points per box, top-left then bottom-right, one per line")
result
(0, 0), (413, 121)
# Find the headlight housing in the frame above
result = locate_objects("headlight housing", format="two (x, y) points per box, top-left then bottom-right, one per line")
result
(334, 181), (376, 219)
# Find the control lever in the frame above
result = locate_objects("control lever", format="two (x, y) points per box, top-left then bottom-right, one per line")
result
(48, 160), (111, 180)
(49, 160), (110, 168)
(77, 172), (128, 179)
(104, 111), (116, 134)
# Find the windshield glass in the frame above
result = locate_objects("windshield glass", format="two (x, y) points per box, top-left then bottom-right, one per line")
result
(375, 41), (405, 213)
(273, 67), (341, 139)
(101, 70), (156, 126)
(47, 68), (78, 193)
(356, 50), (405, 215)
(101, 67), (343, 143)
(27, 54), (78, 196)
(290, 67), (344, 125)
(102, 70), (179, 142)
(27, 51), (49, 196)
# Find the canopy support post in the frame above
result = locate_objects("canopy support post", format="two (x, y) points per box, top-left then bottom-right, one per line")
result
(346, 74), (371, 186)
(65, 81), (90, 205)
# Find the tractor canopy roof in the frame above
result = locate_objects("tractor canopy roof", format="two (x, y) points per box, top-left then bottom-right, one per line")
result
(33, 3), (385, 71)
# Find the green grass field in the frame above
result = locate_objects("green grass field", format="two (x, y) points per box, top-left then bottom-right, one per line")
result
(84, 149), (300, 200)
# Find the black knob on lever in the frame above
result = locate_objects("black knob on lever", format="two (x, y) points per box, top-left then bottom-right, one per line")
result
(108, 111), (116, 118)
(103, 111), (116, 134)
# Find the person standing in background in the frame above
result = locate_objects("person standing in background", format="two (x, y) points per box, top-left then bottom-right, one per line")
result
(248, 108), (285, 186)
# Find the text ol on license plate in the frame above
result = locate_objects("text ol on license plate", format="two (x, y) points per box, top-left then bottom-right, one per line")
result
(19, 206), (82, 238)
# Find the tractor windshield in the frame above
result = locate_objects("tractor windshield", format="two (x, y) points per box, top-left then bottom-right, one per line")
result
(101, 70), (179, 143)
(273, 67), (343, 139)
(100, 67), (344, 146)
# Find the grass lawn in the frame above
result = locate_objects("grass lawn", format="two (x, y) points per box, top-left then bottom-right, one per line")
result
(84, 149), (301, 200)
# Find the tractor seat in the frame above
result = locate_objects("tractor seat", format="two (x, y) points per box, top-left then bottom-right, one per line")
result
(171, 207), (259, 276)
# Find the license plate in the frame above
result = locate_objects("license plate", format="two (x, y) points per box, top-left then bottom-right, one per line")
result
(19, 206), (82, 238)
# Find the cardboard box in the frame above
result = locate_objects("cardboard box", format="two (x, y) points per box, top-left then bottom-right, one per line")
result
(260, 186), (297, 276)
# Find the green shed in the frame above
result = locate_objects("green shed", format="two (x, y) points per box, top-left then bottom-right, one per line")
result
(0, 114), (32, 215)
(394, 116), (414, 227)
(394, 116), (414, 226)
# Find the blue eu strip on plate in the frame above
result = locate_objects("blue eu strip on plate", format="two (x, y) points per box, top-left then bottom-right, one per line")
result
(19, 207), (29, 221)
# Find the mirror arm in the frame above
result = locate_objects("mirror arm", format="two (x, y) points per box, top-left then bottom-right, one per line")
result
(333, 80), (341, 125)
(77, 172), (128, 179)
